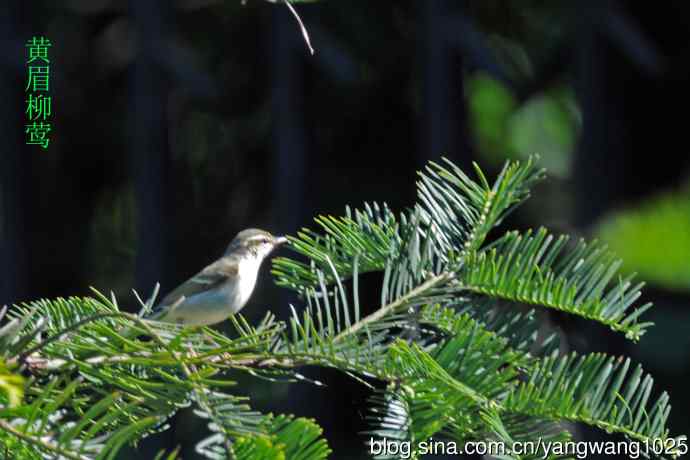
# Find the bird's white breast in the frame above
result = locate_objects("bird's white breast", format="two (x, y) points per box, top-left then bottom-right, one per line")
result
(234, 256), (261, 310)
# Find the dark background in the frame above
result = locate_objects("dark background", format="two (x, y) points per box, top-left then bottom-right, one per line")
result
(1, 1), (690, 458)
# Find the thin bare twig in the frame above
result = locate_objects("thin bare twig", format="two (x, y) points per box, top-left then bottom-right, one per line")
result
(283, 0), (314, 55)
(246, 0), (314, 54)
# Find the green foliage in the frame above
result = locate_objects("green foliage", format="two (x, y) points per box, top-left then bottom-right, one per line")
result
(0, 360), (23, 408)
(467, 73), (517, 160)
(467, 73), (579, 177)
(596, 186), (690, 291)
(0, 157), (684, 459)
(195, 393), (330, 460)
(508, 86), (579, 177)
(504, 352), (671, 442)
(462, 228), (652, 340)
(232, 416), (330, 460)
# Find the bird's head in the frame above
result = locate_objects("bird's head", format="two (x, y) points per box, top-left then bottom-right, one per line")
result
(224, 228), (288, 260)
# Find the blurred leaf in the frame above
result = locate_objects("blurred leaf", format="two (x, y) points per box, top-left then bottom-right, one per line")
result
(0, 361), (23, 408)
(468, 72), (580, 178)
(467, 72), (517, 162)
(596, 186), (690, 291)
(508, 86), (580, 177)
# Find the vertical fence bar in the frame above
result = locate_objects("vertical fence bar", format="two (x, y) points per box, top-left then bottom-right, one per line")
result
(0, 3), (29, 305)
(129, 0), (173, 296)
(420, 0), (473, 170)
(271, 6), (306, 237)
(126, 3), (176, 455)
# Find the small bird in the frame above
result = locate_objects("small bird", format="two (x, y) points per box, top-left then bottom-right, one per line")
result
(148, 228), (288, 326)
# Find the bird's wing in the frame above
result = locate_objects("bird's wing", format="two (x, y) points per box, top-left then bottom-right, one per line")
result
(157, 257), (239, 307)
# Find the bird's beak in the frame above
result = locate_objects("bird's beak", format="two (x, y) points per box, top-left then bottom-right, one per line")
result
(274, 236), (289, 245)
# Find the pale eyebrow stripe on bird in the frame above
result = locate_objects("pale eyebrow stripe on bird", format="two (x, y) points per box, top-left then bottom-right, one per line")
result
(246, 235), (270, 244)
